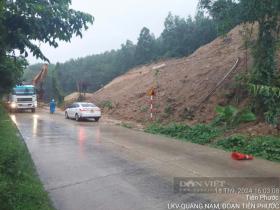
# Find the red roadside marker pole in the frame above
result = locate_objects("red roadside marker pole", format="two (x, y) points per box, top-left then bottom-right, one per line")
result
(150, 95), (153, 121)
(147, 88), (155, 121)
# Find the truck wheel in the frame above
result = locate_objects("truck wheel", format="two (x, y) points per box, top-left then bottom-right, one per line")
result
(94, 117), (100, 122)
(32, 108), (36, 113)
(75, 113), (80, 121)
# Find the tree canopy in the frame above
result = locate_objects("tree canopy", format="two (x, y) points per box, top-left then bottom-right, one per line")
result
(0, 0), (93, 93)
(161, 11), (217, 57)
(24, 11), (219, 100)
(200, 0), (280, 124)
(135, 27), (157, 65)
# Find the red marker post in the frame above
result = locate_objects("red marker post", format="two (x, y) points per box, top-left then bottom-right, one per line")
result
(147, 88), (156, 121)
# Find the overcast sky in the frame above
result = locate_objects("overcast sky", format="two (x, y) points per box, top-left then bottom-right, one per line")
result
(28, 0), (199, 64)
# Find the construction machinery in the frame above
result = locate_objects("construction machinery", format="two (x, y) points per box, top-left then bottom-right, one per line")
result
(32, 64), (48, 100)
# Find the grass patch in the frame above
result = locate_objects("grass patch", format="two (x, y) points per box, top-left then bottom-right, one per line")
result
(99, 100), (113, 109)
(145, 122), (280, 162)
(214, 135), (280, 162)
(213, 105), (256, 128)
(145, 123), (222, 145)
(0, 105), (55, 210)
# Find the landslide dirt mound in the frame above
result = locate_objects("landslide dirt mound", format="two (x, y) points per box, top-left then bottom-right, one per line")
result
(91, 25), (255, 124)
(64, 92), (94, 102)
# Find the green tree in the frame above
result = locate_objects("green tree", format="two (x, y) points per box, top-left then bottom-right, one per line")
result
(120, 40), (136, 70)
(160, 12), (217, 58)
(200, 0), (280, 124)
(0, 57), (27, 94)
(199, 0), (240, 33)
(50, 64), (64, 103)
(161, 13), (189, 57)
(24, 10), (220, 98)
(193, 11), (218, 49)
(0, 0), (93, 93)
(135, 27), (156, 65)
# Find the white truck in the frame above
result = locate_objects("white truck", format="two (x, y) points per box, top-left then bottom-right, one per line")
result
(9, 85), (37, 113)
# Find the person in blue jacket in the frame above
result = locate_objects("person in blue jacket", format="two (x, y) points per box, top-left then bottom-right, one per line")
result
(50, 99), (56, 114)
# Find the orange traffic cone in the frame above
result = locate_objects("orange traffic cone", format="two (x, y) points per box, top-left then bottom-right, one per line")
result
(231, 152), (253, 160)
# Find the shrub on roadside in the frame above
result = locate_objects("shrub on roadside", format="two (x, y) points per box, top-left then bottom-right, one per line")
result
(145, 123), (220, 145)
(213, 105), (256, 128)
(99, 100), (113, 109)
(215, 135), (280, 162)
(145, 123), (190, 138)
(187, 124), (221, 144)
(146, 120), (280, 162)
(214, 135), (248, 152)
(246, 136), (280, 161)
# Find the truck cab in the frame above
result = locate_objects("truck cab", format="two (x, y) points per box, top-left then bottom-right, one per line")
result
(9, 85), (37, 112)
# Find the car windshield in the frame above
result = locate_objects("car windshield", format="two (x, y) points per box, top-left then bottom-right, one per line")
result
(13, 87), (35, 95)
(81, 103), (96, 108)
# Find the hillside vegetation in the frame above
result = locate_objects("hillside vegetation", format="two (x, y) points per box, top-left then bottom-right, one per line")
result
(91, 0), (280, 128)
(24, 12), (218, 97)
(91, 25), (249, 122)
(24, 1), (280, 127)
(91, 24), (279, 130)
(0, 0), (93, 95)
(7, 1), (280, 162)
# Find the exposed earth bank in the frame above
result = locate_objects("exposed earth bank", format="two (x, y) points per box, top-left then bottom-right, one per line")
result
(90, 24), (279, 135)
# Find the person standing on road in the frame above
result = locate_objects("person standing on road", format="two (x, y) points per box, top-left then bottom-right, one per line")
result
(50, 99), (56, 114)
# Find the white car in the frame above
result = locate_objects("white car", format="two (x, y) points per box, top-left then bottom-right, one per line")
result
(65, 102), (101, 122)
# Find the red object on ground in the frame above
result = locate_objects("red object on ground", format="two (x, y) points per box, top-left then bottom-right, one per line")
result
(231, 152), (253, 160)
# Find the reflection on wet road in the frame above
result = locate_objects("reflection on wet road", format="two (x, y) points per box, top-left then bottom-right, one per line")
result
(12, 109), (280, 210)
(32, 114), (39, 136)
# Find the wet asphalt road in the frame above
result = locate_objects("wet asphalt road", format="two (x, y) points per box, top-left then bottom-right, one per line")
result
(11, 109), (280, 210)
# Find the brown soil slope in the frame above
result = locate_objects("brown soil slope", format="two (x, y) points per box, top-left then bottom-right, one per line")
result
(91, 26), (251, 124)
